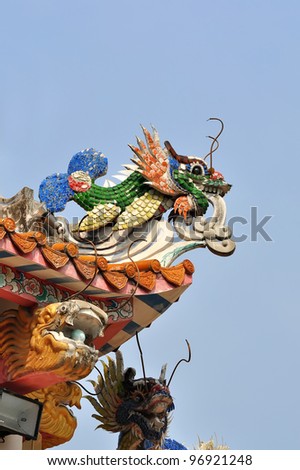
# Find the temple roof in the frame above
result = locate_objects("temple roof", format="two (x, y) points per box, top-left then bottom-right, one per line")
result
(0, 217), (194, 294)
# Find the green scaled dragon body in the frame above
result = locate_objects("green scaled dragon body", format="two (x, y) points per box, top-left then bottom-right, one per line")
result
(39, 125), (231, 232)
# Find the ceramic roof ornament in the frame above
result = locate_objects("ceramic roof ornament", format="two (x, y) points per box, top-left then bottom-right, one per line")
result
(0, 120), (235, 450)
(86, 345), (192, 450)
(39, 120), (235, 264)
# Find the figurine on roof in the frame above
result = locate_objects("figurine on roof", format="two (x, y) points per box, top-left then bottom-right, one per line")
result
(86, 340), (191, 450)
(39, 121), (231, 233)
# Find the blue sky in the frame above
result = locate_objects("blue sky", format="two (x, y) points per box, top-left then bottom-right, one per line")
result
(1, 0), (299, 450)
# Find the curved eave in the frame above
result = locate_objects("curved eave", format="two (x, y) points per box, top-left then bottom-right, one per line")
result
(0, 219), (195, 394)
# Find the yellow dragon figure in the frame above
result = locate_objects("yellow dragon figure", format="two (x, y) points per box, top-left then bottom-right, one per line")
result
(39, 121), (231, 232)
(26, 382), (82, 449)
(0, 300), (108, 448)
(0, 300), (108, 387)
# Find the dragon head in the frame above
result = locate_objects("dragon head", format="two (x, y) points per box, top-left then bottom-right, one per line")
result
(164, 122), (231, 206)
(116, 368), (174, 449)
(86, 351), (175, 450)
(127, 122), (231, 222)
(0, 300), (108, 389)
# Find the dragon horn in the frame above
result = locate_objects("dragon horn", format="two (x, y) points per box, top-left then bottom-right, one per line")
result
(159, 363), (167, 384)
(167, 339), (192, 387)
(164, 141), (191, 164)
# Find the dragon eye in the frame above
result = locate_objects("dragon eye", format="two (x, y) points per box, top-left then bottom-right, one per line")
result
(131, 390), (145, 402)
(59, 304), (68, 313)
(191, 165), (204, 176)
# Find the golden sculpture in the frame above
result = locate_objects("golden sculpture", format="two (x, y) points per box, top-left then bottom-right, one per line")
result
(0, 300), (108, 386)
(26, 382), (82, 449)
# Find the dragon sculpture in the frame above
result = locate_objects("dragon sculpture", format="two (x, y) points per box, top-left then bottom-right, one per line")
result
(86, 346), (191, 450)
(0, 300), (108, 389)
(86, 350), (174, 450)
(39, 122), (231, 233)
(0, 122), (234, 451)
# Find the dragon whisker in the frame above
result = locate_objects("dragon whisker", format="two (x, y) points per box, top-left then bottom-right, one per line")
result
(167, 339), (191, 387)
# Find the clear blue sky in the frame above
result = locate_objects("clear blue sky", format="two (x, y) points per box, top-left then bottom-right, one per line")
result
(0, 0), (299, 450)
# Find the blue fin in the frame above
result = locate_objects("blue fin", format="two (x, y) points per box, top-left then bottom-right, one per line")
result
(39, 173), (74, 212)
(67, 148), (108, 181)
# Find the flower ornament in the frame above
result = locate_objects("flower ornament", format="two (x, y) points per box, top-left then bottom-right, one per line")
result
(23, 278), (42, 296)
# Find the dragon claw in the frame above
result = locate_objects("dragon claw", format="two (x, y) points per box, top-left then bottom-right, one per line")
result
(39, 125), (229, 233)
(174, 196), (193, 219)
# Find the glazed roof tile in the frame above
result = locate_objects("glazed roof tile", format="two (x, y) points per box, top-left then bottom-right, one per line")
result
(0, 217), (194, 292)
